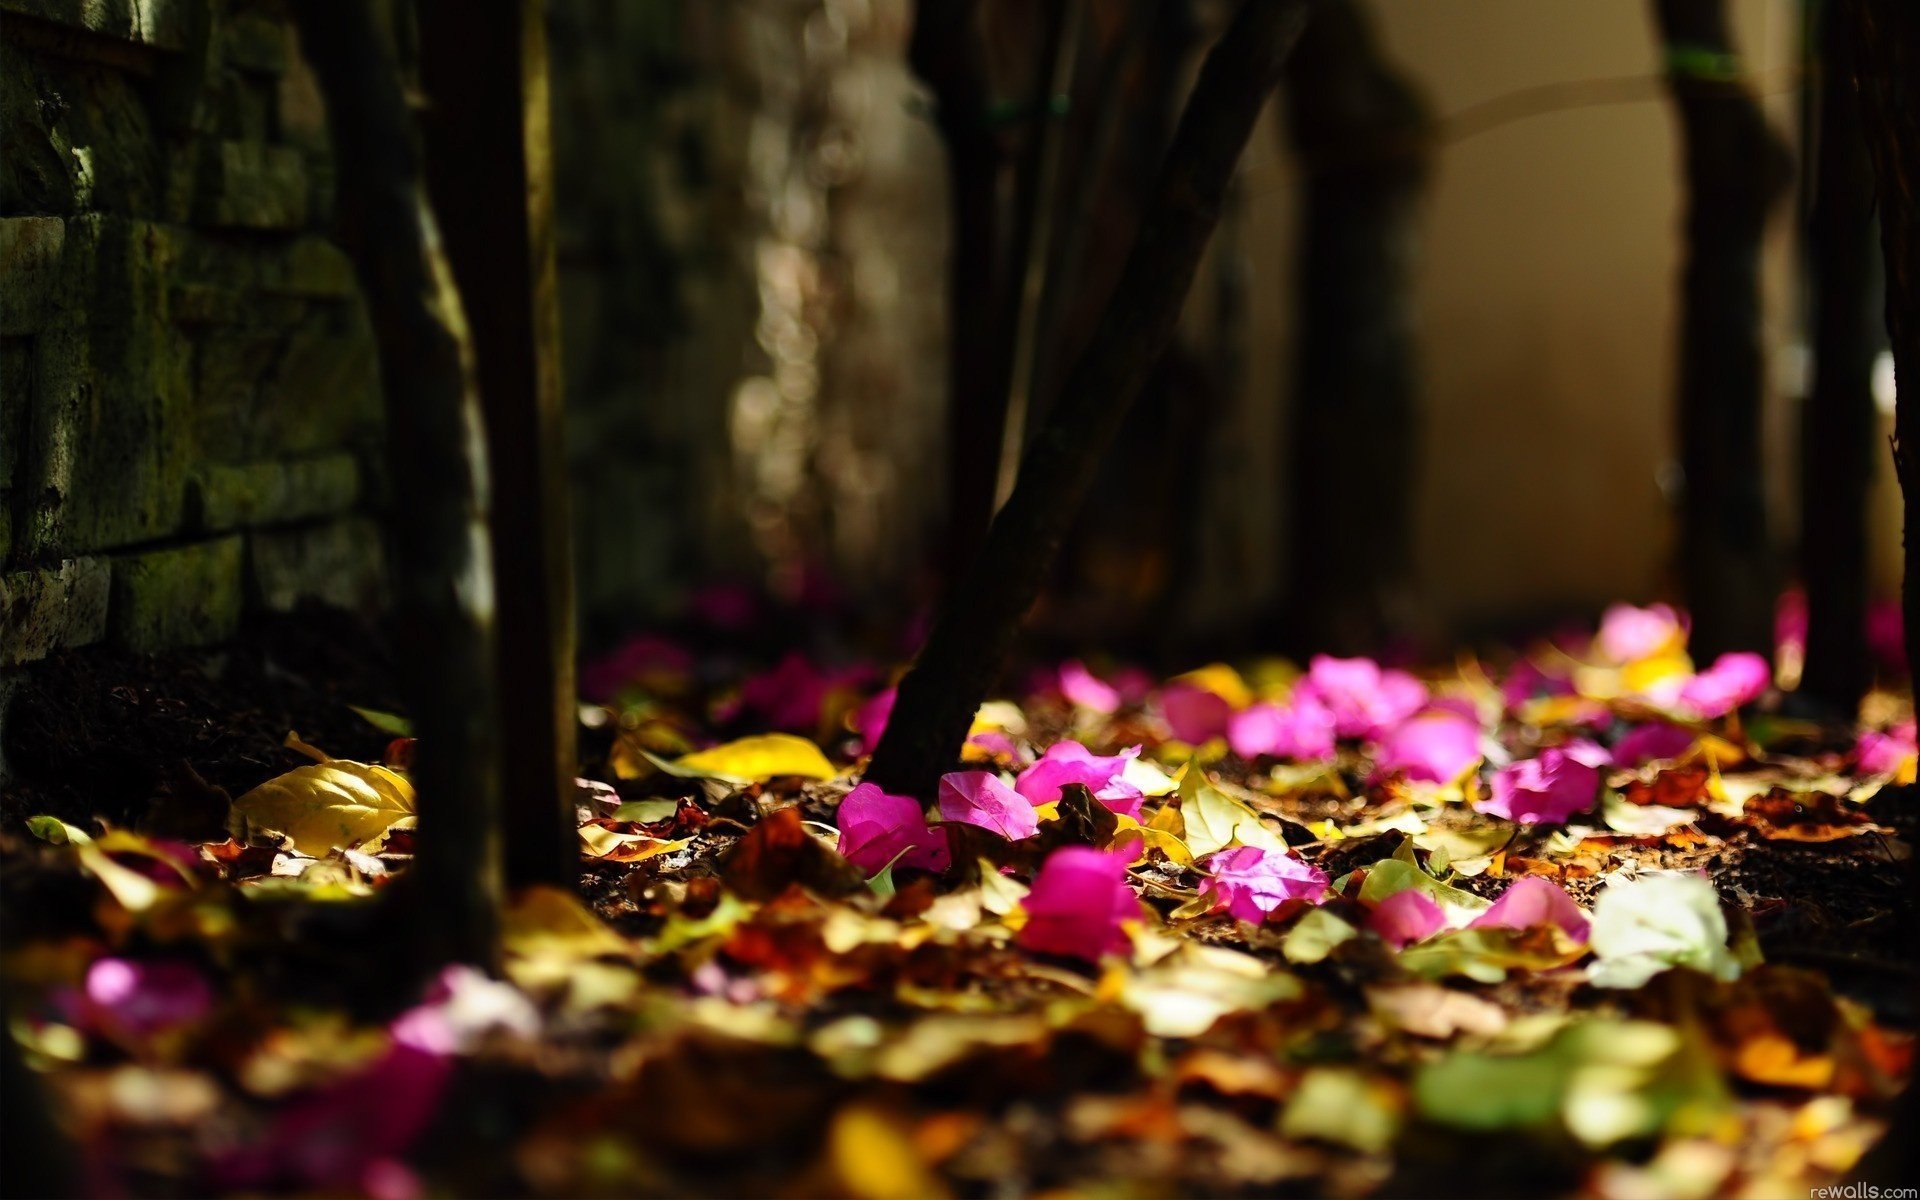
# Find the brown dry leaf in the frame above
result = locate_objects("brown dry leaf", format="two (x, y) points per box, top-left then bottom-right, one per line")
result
(1368, 983), (1510, 1039)
(1742, 791), (1881, 842)
(720, 806), (866, 901)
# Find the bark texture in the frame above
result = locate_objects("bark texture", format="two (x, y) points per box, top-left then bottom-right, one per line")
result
(1277, 0), (1432, 655)
(911, 0), (1006, 571)
(1844, 0), (1920, 689)
(1800, 0), (1881, 710)
(416, 0), (579, 889)
(1653, 0), (1794, 660)
(866, 0), (1310, 799)
(290, 0), (504, 964)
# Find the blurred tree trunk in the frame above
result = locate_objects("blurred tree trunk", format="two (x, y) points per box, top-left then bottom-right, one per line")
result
(1799, 0), (1881, 711)
(867, 0), (1309, 799)
(1839, 3), (1920, 1183)
(416, 0), (578, 890)
(291, 0), (504, 965)
(1653, 0), (1793, 660)
(912, 0), (1007, 571)
(1844, 0), (1920, 689)
(1276, 0), (1432, 655)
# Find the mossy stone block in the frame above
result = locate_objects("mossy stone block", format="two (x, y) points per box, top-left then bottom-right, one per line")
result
(110, 537), (243, 651)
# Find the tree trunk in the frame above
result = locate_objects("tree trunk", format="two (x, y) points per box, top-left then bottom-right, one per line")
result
(290, 0), (504, 965)
(1653, 0), (1794, 660)
(1800, 0), (1881, 711)
(1276, 0), (1432, 656)
(415, 0), (579, 890)
(1844, 0), (1920, 689)
(1839, 5), (1920, 1185)
(866, 0), (1310, 800)
(912, 0), (1007, 572)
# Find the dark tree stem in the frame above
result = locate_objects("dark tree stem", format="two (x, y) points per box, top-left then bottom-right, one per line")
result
(1, 1016), (78, 1198)
(1844, 0), (1920, 690)
(1653, 0), (1794, 660)
(1800, 0), (1881, 710)
(1838, 3), (1920, 1183)
(416, 0), (579, 890)
(1276, 0), (1432, 655)
(866, 0), (1310, 799)
(912, 0), (1007, 572)
(291, 0), (504, 965)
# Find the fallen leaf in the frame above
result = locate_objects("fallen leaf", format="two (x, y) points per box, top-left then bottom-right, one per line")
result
(229, 761), (416, 856)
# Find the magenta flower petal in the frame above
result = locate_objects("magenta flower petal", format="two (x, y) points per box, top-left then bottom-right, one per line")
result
(1678, 651), (1772, 719)
(1014, 741), (1141, 815)
(1295, 655), (1428, 739)
(852, 687), (896, 749)
(1059, 661), (1122, 713)
(1199, 846), (1329, 923)
(1476, 740), (1609, 825)
(837, 782), (951, 873)
(1161, 682), (1234, 743)
(1018, 846), (1138, 962)
(1368, 890), (1446, 947)
(1372, 710), (1481, 784)
(1857, 719), (1917, 776)
(1502, 658), (1575, 710)
(1597, 602), (1684, 663)
(938, 771), (1039, 841)
(1227, 697), (1337, 761)
(1612, 721), (1695, 766)
(1467, 876), (1590, 942)
(82, 958), (215, 1043)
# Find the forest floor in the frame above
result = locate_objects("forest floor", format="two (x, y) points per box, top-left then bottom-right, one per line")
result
(0, 600), (1913, 1198)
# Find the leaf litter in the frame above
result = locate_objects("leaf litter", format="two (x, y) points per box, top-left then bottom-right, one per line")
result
(1, 600), (1913, 1197)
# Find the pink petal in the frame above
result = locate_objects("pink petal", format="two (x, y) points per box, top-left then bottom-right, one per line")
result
(1612, 721), (1694, 766)
(1467, 876), (1590, 942)
(1296, 656), (1428, 740)
(938, 771), (1039, 841)
(1059, 661), (1122, 713)
(852, 687), (896, 749)
(1013, 741), (1140, 811)
(1371, 710), (1481, 784)
(1476, 741), (1607, 825)
(82, 958), (214, 1043)
(1597, 602), (1684, 664)
(1227, 698), (1337, 761)
(1368, 889), (1446, 947)
(1678, 652), (1772, 719)
(1018, 846), (1138, 962)
(1199, 846), (1329, 923)
(1856, 720), (1917, 776)
(1161, 682), (1234, 743)
(837, 782), (950, 873)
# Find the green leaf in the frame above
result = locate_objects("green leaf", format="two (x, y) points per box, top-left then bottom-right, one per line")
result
(1282, 907), (1357, 964)
(26, 815), (91, 845)
(1179, 767), (1288, 857)
(611, 798), (679, 823)
(1357, 858), (1491, 924)
(1282, 1068), (1401, 1154)
(348, 705), (414, 737)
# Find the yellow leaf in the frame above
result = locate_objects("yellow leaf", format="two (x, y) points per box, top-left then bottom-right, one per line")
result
(1171, 662), (1253, 709)
(503, 885), (629, 961)
(1112, 814), (1193, 866)
(830, 1105), (948, 1200)
(578, 826), (692, 863)
(1179, 767), (1287, 858)
(230, 761), (415, 855)
(671, 733), (837, 782)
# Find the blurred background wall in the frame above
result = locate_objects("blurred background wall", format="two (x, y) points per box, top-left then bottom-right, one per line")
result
(550, 0), (1897, 649)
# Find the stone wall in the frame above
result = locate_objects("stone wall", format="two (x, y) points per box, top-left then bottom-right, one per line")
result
(0, 0), (384, 666)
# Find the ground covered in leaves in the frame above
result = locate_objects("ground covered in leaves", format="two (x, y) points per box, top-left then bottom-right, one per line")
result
(2, 598), (1914, 1197)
